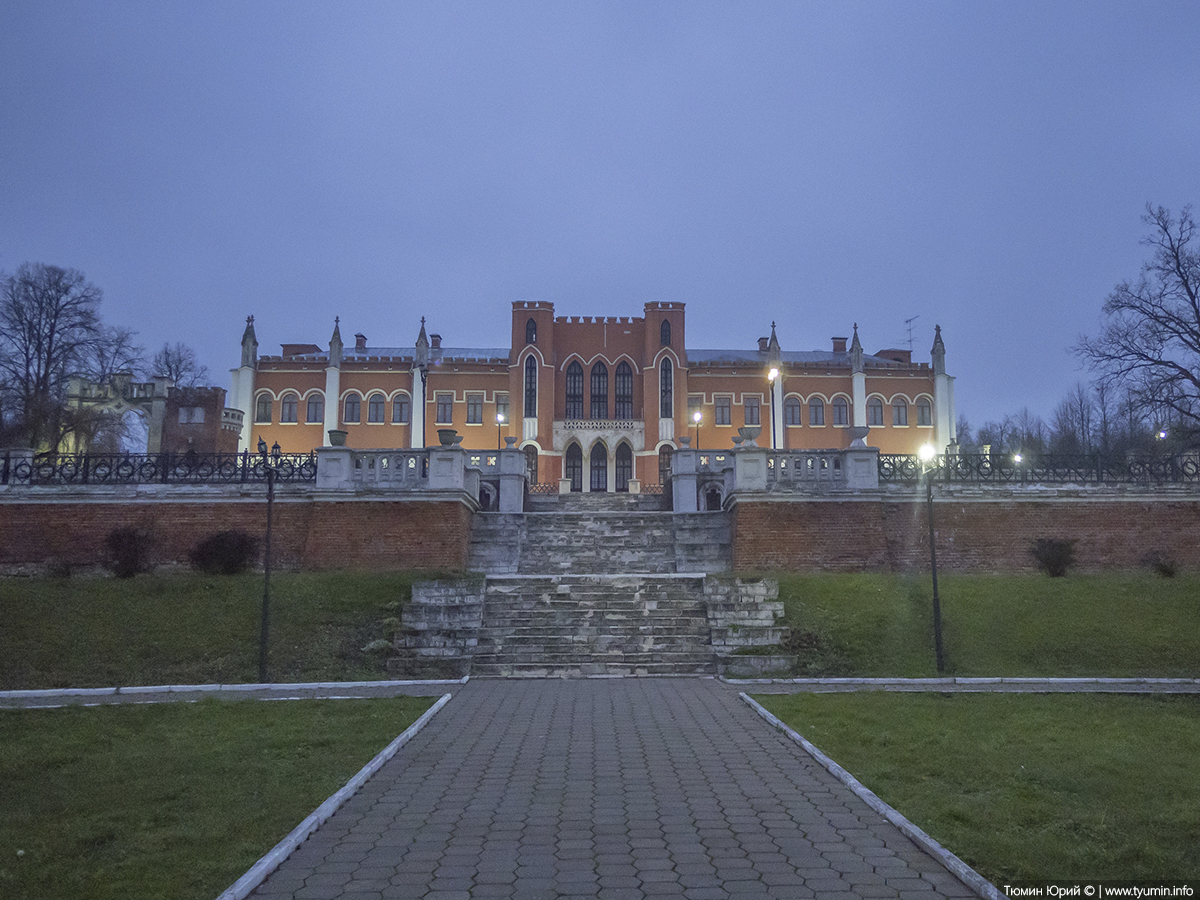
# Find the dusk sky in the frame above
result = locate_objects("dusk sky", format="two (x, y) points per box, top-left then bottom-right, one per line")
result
(3, 2), (1198, 430)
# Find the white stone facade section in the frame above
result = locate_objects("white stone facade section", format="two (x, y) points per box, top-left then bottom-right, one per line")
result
(552, 420), (645, 453)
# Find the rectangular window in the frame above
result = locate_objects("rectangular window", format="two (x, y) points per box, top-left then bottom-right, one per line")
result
(744, 397), (760, 426)
(178, 406), (205, 424)
(687, 395), (702, 417)
(715, 396), (732, 426)
(392, 396), (410, 424)
(255, 396), (272, 424)
(809, 399), (825, 426)
(436, 392), (454, 424)
(466, 393), (483, 424)
(280, 395), (298, 423)
(893, 400), (908, 426)
(307, 395), (324, 424)
(495, 393), (509, 425)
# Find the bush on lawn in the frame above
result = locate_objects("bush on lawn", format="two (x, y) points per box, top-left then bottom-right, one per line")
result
(1030, 537), (1076, 577)
(104, 526), (156, 578)
(190, 530), (261, 575)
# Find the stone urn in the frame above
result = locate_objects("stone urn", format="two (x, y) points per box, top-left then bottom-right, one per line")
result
(327, 429), (348, 447)
(437, 428), (459, 447)
(737, 426), (761, 446)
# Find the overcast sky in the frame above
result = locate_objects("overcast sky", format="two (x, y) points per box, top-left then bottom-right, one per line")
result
(2, 2), (1198, 429)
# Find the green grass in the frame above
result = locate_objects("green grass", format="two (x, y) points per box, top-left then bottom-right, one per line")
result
(0, 696), (434, 900)
(0, 571), (426, 689)
(776, 572), (1200, 677)
(754, 692), (1200, 883)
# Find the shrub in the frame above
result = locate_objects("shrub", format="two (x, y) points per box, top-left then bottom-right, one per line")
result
(1030, 537), (1077, 577)
(104, 526), (155, 578)
(190, 530), (260, 575)
(1141, 551), (1179, 578)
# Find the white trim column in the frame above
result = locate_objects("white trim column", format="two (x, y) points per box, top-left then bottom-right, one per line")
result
(852, 371), (867, 429)
(231, 365), (255, 452)
(323, 365), (340, 446)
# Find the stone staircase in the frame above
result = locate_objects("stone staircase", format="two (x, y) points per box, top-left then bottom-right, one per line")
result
(392, 499), (787, 678)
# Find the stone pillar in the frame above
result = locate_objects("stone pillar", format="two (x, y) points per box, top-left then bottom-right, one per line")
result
(427, 448), (467, 492)
(671, 446), (699, 512)
(314, 447), (354, 491)
(732, 447), (769, 494)
(498, 447), (525, 512)
(842, 447), (880, 491)
(323, 365), (341, 446)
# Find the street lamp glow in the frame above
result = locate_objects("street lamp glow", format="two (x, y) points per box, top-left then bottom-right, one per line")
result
(1013, 453), (1022, 463)
(768, 367), (779, 381)
(918, 443), (936, 463)
(496, 412), (505, 424)
(693, 410), (702, 424)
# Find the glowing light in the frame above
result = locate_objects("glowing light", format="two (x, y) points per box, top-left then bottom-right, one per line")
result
(918, 443), (936, 463)
(496, 413), (505, 424)
(693, 410), (702, 424)
(768, 367), (779, 381)
(1013, 453), (1022, 463)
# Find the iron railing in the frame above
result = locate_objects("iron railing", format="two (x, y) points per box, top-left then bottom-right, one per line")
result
(879, 452), (1200, 486)
(1, 451), (317, 486)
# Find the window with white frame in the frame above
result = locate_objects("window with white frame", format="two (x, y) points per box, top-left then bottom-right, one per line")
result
(917, 397), (933, 426)
(809, 397), (825, 426)
(306, 394), (324, 424)
(744, 397), (760, 426)
(466, 393), (483, 424)
(392, 395), (410, 424)
(784, 397), (802, 426)
(832, 397), (849, 426)
(178, 406), (205, 424)
(715, 396), (731, 426)
(280, 393), (299, 423)
(343, 393), (361, 424)
(367, 392), (385, 423)
(892, 397), (908, 426)
(255, 395), (272, 424)
(867, 397), (884, 427)
(436, 392), (454, 424)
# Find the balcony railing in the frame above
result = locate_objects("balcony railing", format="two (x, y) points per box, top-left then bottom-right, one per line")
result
(1, 450), (317, 486)
(879, 452), (1200, 486)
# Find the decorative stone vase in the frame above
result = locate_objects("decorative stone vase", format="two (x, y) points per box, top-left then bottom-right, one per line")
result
(737, 426), (761, 445)
(327, 429), (348, 447)
(504, 436), (518, 448)
(437, 428), (459, 447)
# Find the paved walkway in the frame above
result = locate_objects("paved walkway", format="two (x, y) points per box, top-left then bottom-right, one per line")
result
(250, 678), (978, 899)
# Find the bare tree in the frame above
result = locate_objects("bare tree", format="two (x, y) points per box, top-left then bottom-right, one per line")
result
(0, 264), (104, 449)
(93, 326), (145, 383)
(151, 342), (209, 388)
(1076, 204), (1200, 444)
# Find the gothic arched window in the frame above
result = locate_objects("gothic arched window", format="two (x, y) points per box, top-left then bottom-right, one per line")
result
(564, 443), (582, 492)
(525, 317), (537, 345)
(660, 319), (671, 346)
(590, 442), (608, 492)
(660, 359), (673, 418)
(524, 445), (539, 484)
(524, 356), (538, 418)
(614, 362), (633, 420)
(590, 361), (608, 420)
(615, 443), (633, 492)
(565, 361), (584, 419)
(658, 445), (673, 484)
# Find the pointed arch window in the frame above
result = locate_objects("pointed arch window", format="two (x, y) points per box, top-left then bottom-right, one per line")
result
(658, 445), (673, 484)
(590, 442), (608, 492)
(660, 319), (671, 346)
(615, 443), (633, 492)
(659, 359), (673, 418)
(525, 318), (537, 345)
(565, 361), (584, 419)
(524, 445), (540, 485)
(590, 361), (608, 420)
(524, 356), (538, 418)
(614, 362), (633, 420)
(564, 443), (582, 492)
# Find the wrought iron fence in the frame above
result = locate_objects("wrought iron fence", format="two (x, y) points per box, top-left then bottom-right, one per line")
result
(878, 452), (1200, 486)
(1, 451), (317, 486)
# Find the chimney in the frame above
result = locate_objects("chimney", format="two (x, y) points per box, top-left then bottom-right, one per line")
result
(430, 333), (442, 349)
(354, 333), (367, 352)
(832, 336), (848, 353)
(757, 337), (769, 352)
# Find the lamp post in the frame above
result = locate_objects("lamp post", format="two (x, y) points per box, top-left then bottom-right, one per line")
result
(919, 443), (946, 674)
(257, 437), (284, 684)
(692, 409), (701, 448)
(497, 411), (505, 449)
(767, 367), (779, 450)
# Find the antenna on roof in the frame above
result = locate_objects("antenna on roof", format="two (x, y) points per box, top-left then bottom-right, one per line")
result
(903, 316), (920, 352)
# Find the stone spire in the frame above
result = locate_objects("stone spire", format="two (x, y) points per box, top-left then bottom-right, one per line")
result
(415, 316), (430, 368)
(767, 321), (781, 360)
(240, 315), (258, 369)
(931, 324), (946, 375)
(849, 323), (864, 374)
(329, 317), (343, 368)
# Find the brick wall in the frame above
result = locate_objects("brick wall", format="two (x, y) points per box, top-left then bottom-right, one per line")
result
(731, 495), (1200, 573)
(0, 497), (472, 572)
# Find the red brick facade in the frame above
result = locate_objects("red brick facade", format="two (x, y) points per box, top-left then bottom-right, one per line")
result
(0, 498), (473, 572)
(730, 496), (1200, 573)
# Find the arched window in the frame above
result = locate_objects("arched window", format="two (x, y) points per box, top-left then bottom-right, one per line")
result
(565, 361), (584, 419)
(614, 362), (633, 420)
(832, 396), (848, 426)
(367, 392), (386, 423)
(392, 394), (410, 424)
(809, 397), (825, 426)
(590, 361), (608, 420)
(892, 397), (908, 426)
(524, 356), (538, 418)
(280, 393), (299, 424)
(867, 397), (884, 427)
(564, 443), (582, 492)
(343, 393), (361, 424)
(525, 317), (537, 345)
(658, 445), (673, 484)
(660, 359), (673, 418)
(306, 393), (324, 424)
(917, 397), (933, 426)
(615, 443), (633, 492)
(255, 394), (272, 424)
(590, 442), (608, 492)
(784, 396), (802, 426)
(524, 445), (540, 485)
(660, 319), (671, 346)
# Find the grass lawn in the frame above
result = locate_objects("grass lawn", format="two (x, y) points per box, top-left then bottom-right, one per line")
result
(0, 571), (425, 689)
(776, 572), (1200, 677)
(754, 692), (1200, 883)
(0, 696), (434, 900)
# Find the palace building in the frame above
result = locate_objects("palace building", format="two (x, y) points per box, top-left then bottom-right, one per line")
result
(231, 301), (955, 491)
